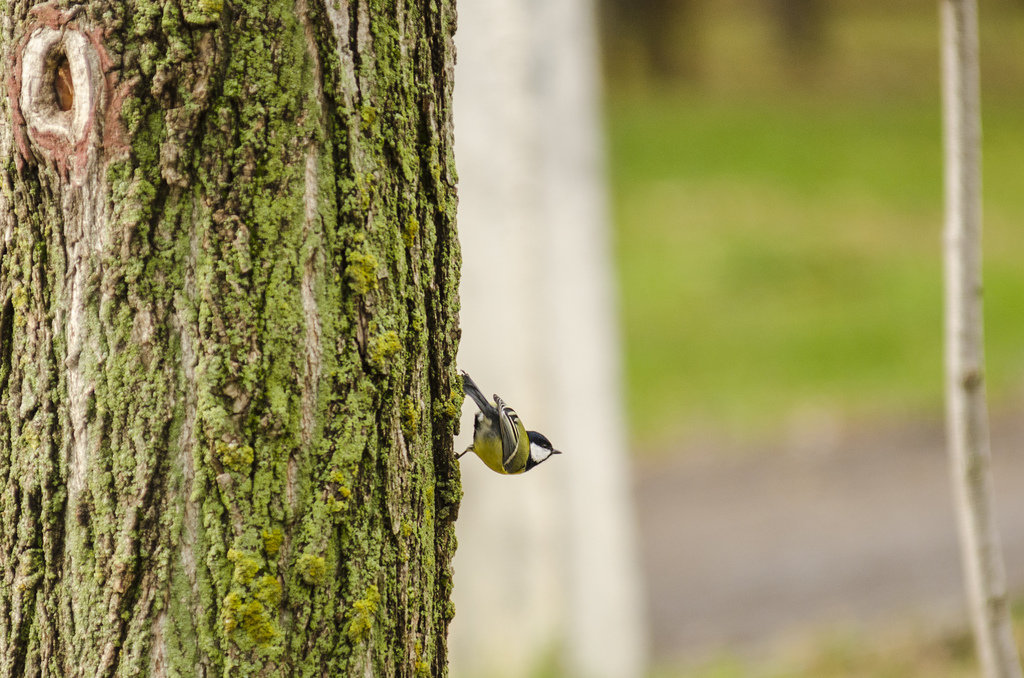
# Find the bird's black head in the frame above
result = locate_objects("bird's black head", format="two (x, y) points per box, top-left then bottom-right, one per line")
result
(525, 430), (561, 471)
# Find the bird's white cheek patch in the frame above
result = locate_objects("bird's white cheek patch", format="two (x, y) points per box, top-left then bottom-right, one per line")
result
(530, 443), (552, 463)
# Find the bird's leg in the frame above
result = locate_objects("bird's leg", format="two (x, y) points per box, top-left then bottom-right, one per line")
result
(456, 447), (472, 459)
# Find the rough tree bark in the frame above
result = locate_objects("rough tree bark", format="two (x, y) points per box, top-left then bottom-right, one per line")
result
(0, 1), (462, 676)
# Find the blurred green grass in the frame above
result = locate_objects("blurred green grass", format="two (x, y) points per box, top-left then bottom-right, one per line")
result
(530, 606), (1024, 678)
(605, 3), (1024, 447)
(648, 627), (978, 678)
(648, 601), (1024, 678)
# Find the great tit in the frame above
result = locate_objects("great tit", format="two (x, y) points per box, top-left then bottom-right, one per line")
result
(458, 371), (561, 474)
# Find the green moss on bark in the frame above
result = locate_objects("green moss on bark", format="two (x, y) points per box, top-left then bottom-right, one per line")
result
(0, 0), (461, 675)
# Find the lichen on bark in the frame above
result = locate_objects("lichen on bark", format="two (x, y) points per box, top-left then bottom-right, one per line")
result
(0, 1), (461, 676)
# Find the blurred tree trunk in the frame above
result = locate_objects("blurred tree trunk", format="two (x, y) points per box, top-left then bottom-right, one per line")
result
(0, 1), (461, 676)
(452, 0), (646, 676)
(640, 0), (698, 81)
(771, 0), (827, 72)
(601, 0), (699, 81)
(940, 1), (1023, 677)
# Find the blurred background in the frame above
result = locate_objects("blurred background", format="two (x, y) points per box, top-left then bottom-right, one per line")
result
(451, 1), (1024, 677)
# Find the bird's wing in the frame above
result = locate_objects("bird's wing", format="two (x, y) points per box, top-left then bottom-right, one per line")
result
(494, 395), (524, 470)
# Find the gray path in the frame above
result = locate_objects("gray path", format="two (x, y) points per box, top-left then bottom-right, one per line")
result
(634, 416), (1024, 663)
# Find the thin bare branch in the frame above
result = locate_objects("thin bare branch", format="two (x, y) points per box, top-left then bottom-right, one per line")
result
(941, 1), (1023, 676)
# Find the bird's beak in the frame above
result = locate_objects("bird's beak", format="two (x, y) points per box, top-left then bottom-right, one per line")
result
(553, 449), (563, 455)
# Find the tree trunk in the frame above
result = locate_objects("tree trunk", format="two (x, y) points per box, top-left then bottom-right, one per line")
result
(451, 0), (646, 676)
(941, 1), (1023, 676)
(0, 1), (461, 676)
(771, 0), (827, 81)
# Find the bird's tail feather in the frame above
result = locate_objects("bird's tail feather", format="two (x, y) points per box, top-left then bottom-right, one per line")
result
(461, 371), (495, 416)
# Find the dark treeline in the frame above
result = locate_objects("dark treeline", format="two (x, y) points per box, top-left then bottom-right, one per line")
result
(599, 0), (829, 81)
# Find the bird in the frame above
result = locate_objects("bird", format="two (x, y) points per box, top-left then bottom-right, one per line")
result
(457, 371), (561, 474)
